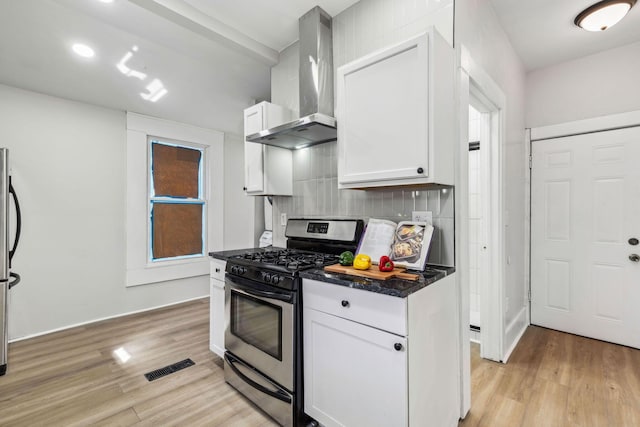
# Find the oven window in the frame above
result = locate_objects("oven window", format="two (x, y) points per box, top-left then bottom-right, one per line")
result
(230, 291), (283, 361)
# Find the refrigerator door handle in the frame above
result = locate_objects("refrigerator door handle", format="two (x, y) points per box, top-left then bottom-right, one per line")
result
(8, 272), (20, 289)
(8, 180), (20, 266)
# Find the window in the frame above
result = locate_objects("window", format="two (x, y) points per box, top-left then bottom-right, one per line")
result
(149, 139), (205, 261)
(126, 112), (224, 287)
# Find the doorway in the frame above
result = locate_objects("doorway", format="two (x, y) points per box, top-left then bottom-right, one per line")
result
(457, 47), (507, 418)
(467, 103), (490, 346)
(467, 85), (502, 363)
(530, 125), (640, 349)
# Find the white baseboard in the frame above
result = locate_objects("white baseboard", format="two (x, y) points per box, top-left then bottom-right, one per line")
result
(9, 295), (209, 343)
(502, 306), (528, 362)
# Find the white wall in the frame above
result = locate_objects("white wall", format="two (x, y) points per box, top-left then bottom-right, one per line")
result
(0, 84), (225, 340)
(224, 133), (263, 249)
(526, 40), (640, 128)
(456, 0), (528, 353)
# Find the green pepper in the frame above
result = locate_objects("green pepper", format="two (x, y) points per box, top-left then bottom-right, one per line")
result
(338, 251), (355, 266)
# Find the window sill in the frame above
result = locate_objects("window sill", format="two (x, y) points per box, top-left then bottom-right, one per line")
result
(126, 257), (209, 287)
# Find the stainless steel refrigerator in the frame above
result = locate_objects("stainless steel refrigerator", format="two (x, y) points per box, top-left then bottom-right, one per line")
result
(0, 148), (21, 376)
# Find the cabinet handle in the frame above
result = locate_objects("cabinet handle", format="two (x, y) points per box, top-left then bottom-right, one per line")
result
(341, 300), (350, 308)
(394, 343), (403, 351)
(215, 268), (220, 273)
(417, 167), (424, 174)
(243, 187), (247, 191)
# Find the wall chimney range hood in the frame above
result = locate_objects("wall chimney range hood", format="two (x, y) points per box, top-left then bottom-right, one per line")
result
(246, 7), (336, 150)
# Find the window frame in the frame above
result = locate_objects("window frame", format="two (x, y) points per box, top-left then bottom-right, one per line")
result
(148, 137), (207, 263)
(126, 112), (224, 287)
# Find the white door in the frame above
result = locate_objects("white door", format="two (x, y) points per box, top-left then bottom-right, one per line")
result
(531, 126), (640, 349)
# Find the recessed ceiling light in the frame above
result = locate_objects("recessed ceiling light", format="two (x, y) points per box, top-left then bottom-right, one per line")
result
(141, 79), (168, 102)
(72, 43), (95, 58)
(97, 0), (114, 3)
(574, 0), (637, 31)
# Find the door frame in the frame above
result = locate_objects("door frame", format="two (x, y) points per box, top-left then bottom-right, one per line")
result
(456, 45), (506, 417)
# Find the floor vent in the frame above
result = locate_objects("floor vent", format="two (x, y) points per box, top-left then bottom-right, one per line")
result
(144, 358), (195, 382)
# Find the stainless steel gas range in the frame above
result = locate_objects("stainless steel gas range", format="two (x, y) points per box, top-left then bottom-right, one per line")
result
(223, 219), (364, 426)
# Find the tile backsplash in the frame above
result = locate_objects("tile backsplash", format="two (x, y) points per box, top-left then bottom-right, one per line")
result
(272, 141), (455, 266)
(269, 0), (456, 267)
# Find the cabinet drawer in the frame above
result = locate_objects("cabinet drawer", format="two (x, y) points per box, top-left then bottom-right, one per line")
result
(303, 279), (407, 336)
(210, 259), (226, 281)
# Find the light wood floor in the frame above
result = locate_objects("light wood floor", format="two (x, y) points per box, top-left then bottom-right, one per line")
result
(460, 326), (640, 427)
(0, 298), (277, 426)
(3, 300), (640, 426)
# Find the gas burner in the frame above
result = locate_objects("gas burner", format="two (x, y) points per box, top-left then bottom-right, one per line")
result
(228, 249), (339, 273)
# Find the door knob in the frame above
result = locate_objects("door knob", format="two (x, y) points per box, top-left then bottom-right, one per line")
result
(629, 238), (639, 246)
(629, 254), (640, 262)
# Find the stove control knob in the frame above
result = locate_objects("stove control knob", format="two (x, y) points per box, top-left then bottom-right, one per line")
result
(271, 275), (280, 284)
(240, 267), (247, 275)
(231, 266), (238, 274)
(264, 273), (272, 282)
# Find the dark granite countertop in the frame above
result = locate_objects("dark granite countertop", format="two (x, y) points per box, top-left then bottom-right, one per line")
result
(210, 249), (454, 298)
(299, 264), (455, 298)
(208, 247), (285, 261)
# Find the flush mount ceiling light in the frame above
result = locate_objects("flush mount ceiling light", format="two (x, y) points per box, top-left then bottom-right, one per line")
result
(72, 43), (95, 58)
(574, 0), (637, 31)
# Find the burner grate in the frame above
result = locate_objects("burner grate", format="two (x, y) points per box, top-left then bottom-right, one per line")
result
(231, 250), (339, 272)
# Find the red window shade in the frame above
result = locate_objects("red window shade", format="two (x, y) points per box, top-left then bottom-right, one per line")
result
(152, 143), (201, 198)
(152, 203), (203, 259)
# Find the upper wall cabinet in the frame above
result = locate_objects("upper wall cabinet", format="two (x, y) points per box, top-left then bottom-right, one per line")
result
(244, 102), (294, 196)
(337, 28), (455, 189)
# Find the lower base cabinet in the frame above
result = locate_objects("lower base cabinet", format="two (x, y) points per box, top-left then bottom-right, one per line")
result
(303, 274), (459, 427)
(303, 308), (408, 426)
(209, 259), (226, 357)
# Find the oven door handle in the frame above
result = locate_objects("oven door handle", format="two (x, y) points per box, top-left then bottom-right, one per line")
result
(224, 353), (292, 404)
(229, 278), (294, 303)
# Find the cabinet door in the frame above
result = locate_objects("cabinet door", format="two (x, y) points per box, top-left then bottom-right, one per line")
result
(337, 33), (429, 186)
(209, 278), (225, 357)
(304, 307), (408, 427)
(244, 105), (265, 193)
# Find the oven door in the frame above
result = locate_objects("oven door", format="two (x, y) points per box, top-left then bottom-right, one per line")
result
(225, 274), (294, 391)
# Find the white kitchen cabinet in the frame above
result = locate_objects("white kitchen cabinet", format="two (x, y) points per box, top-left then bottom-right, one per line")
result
(243, 101), (294, 196)
(209, 258), (226, 357)
(303, 274), (459, 427)
(304, 307), (408, 427)
(336, 28), (455, 189)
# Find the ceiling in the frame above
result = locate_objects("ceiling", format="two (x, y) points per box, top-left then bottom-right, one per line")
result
(0, 0), (358, 135)
(2, 0), (639, 136)
(489, 0), (640, 71)
(181, 0), (360, 52)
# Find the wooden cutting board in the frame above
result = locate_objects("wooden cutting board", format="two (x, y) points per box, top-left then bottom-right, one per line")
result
(323, 264), (419, 281)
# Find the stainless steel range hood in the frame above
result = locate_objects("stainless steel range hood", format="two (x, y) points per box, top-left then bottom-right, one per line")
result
(247, 7), (336, 150)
